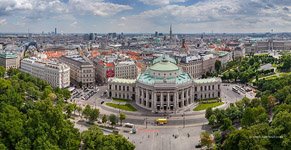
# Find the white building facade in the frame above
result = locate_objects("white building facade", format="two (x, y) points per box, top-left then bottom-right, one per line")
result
(114, 61), (138, 79)
(20, 58), (70, 88)
(108, 55), (221, 113)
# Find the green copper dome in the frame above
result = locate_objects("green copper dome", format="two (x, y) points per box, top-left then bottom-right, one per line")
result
(150, 61), (179, 72)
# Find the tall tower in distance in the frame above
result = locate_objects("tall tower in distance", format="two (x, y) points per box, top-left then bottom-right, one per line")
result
(170, 24), (172, 40)
(55, 27), (57, 35)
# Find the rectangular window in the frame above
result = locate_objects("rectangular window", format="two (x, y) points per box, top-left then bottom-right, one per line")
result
(157, 95), (160, 102)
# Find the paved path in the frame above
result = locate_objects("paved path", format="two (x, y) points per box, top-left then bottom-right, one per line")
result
(73, 83), (244, 126)
(71, 83), (250, 149)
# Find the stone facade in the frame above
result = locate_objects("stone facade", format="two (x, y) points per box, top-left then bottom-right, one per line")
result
(60, 55), (95, 88)
(0, 52), (20, 70)
(114, 61), (137, 79)
(108, 55), (221, 113)
(20, 58), (70, 88)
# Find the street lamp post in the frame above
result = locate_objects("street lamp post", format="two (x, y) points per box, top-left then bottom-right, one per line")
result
(145, 115), (148, 128)
(169, 137), (171, 150)
(118, 102), (121, 114)
(183, 113), (185, 128)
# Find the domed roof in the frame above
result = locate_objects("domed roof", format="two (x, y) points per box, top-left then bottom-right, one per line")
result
(150, 59), (179, 72)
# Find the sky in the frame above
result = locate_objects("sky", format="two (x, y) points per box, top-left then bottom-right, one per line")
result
(0, 0), (290, 33)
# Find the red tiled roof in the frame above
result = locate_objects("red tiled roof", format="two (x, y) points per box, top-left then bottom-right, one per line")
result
(105, 62), (114, 67)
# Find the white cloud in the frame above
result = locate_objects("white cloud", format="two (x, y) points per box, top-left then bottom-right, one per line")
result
(0, 0), (132, 18)
(132, 0), (291, 31)
(70, 21), (78, 27)
(139, 0), (187, 6)
(0, 18), (7, 25)
(0, 0), (291, 33)
(69, 0), (132, 17)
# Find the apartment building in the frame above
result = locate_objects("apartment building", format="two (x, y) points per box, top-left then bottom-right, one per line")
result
(202, 54), (217, 74)
(179, 55), (203, 78)
(114, 61), (137, 79)
(60, 55), (95, 88)
(255, 40), (291, 51)
(20, 57), (70, 88)
(0, 52), (20, 69)
(94, 59), (115, 84)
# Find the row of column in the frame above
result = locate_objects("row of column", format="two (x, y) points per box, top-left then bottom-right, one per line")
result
(136, 86), (193, 112)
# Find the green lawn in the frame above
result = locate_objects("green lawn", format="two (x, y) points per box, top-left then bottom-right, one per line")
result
(193, 102), (224, 111)
(253, 72), (291, 82)
(106, 103), (137, 112)
(112, 98), (129, 102)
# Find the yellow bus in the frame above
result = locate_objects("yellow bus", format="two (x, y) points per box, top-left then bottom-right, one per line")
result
(156, 118), (168, 125)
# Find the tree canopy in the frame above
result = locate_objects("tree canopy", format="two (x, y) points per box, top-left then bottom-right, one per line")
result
(0, 70), (134, 149)
(82, 125), (135, 150)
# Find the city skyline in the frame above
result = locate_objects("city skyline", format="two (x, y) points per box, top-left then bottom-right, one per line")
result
(0, 0), (291, 33)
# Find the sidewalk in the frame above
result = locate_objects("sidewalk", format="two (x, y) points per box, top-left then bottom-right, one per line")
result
(100, 101), (227, 118)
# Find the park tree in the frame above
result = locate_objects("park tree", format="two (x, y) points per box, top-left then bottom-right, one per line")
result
(267, 95), (276, 113)
(83, 105), (92, 121)
(275, 86), (291, 103)
(109, 114), (117, 127)
(89, 108), (100, 123)
(102, 115), (107, 124)
(0, 70), (96, 149)
(7, 68), (19, 77)
(280, 54), (291, 72)
(76, 106), (82, 116)
(200, 132), (213, 148)
(285, 94), (291, 104)
(205, 107), (213, 119)
(213, 131), (222, 146)
(64, 103), (77, 117)
(241, 106), (268, 127)
(220, 118), (233, 131)
(270, 111), (291, 149)
(225, 106), (242, 121)
(208, 114), (217, 126)
(212, 109), (226, 126)
(0, 104), (24, 149)
(24, 100), (81, 149)
(250, 98), (261, 108)
(222, 129), (259, 150)
(215, 60), (222, 73)
(48, 93), (57, 101)
(82, 125), (135, 150)
(61, 89), (71, 100)
(0, 66), (5, 77)
(119, 113), (126, 125)
(102, 134), (135, 150)
(42, 86), (53, 99)
(81, 126), (104, 149)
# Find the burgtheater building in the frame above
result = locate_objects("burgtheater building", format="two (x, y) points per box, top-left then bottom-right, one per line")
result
(108, 55), (221, 112)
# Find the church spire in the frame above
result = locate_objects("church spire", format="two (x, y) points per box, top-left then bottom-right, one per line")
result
(170, 24), (172, 40)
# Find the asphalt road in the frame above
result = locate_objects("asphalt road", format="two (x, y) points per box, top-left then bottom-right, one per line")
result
(72, 83), (253, 150)
(74, 83), (247, 127)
